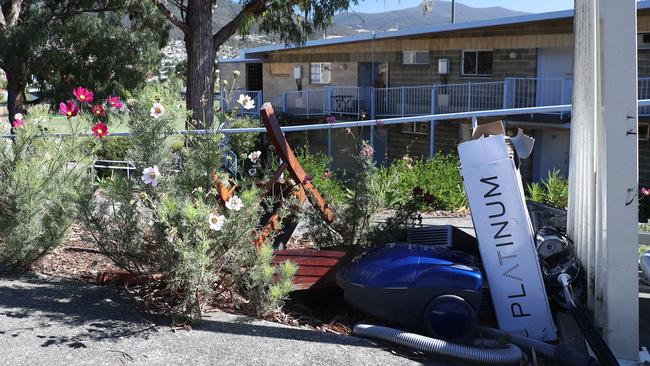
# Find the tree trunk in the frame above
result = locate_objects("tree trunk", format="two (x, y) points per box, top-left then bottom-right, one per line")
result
(185, 0), (215, 128)
(5, 66), (27, 125)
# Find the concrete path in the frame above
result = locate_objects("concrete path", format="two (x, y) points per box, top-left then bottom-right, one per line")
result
(0, 273), (420, 366)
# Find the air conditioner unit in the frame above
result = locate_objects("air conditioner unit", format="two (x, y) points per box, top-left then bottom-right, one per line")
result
(638, 33), (650, 49)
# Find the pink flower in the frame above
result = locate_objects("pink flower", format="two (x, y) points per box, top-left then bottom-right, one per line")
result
(302, 174), (313, 184)
(59, 101), (79, 119)
(92, 122), (109, 139)
(73, 87), (93, 103)
(361, 143), (374, 159)
(107, 95), (124, 109)
(91, 105), (105, 117)
(642, 187), (650, 197)
(326, 116), (336, 124)
(322, 170), (332, 180)
(11, 119), (24, 128)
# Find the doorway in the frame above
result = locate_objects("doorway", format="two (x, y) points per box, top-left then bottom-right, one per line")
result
(536, 48), (573, 106)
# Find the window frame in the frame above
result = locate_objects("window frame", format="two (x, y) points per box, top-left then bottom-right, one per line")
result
(309, 62), (332, 84)
(401, 122), (430, 135)
(402, 51), (430, 65)
(640, 122), (649, 141)
(461, 50), (494, 77)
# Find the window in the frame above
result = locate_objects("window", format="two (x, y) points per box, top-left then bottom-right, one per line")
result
(402, 51), (429, 65)
(402, 122), (430, 135)
(640, 123), (649, 141)
(461, 50), (493, 76)
(310, 62), (332, 84)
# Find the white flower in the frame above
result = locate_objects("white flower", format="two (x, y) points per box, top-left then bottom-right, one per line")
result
(248, 168), (257, 176)
(141, 166), (161, 187)
(247, 150), (262, 164)
(208, 212), (226, 231)
(225, 195), (244, 211)
(150, 103), (165, 119)
(237, 94), (255, 110)
(233, 70), (241, 77)
(14, 113), (24, 121)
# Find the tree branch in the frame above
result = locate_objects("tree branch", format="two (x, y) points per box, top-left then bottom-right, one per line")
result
(152, 0), (189, 35)
(213, 0), (268, 50)
(5, 0), (24, 28)
(0, 7), (6, 30)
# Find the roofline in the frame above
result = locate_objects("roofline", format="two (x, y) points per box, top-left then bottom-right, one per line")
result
(218, 58), (263, 64)
(240, 1), (650, 58)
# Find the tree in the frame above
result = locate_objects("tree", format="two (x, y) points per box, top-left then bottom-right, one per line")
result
(152, 0), (359, 127)
(0, 1), (168, 124)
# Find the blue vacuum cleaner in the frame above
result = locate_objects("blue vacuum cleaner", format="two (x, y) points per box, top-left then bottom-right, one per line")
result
(336, 243), (483, 342)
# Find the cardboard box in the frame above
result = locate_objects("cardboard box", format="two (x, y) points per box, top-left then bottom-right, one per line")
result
(458, 133), (557, 341)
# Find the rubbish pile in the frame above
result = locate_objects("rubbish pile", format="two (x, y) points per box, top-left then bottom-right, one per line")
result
(337, 122), (618, 366)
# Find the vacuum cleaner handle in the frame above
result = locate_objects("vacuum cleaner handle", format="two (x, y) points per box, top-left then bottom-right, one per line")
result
(558, 274), (620, 366)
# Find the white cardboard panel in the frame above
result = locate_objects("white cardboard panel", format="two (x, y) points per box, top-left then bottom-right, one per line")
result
(458, 135), (557, 341)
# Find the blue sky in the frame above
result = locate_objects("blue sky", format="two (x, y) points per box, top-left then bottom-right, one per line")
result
(351, 0), (574, 14)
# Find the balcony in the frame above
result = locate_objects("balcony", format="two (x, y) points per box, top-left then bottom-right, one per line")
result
(222, 77), (650, 120)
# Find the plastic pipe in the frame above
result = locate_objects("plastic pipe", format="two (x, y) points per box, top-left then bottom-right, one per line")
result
(479, 326), (601, 366)
(353, 323), (523, 365)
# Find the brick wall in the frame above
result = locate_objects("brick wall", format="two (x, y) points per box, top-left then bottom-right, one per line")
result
(389, 48), (537, 87)
(262, 62), (359, 104)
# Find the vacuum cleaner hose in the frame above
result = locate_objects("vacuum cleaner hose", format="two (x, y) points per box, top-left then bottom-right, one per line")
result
(479, 326), (601, 366)
(353, 323), (523, 365)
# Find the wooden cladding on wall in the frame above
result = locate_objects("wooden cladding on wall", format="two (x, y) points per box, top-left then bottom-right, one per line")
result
(270, 63), (291, 76)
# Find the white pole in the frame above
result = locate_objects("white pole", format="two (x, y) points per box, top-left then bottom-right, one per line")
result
(569, 0), (639, 361)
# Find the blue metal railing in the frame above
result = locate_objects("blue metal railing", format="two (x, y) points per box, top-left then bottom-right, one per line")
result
(270, 77), (586, 119)
(218, 89), (264, 118)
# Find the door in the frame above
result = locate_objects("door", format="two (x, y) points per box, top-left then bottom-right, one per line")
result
(246, 63), (263, 91)
(532, 129), (570, 181)
(536, 48), (573, 106)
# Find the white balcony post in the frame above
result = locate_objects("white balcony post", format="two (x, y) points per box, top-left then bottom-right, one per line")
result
(306, 90), (310, 118)
(429, 85), (437, 158)
(569, 0), (639, 361)
(502, 78), (511, 109)
(467, 82), (472, 111)
(401, 86), (406, 117)
(370, 87), (377, 119)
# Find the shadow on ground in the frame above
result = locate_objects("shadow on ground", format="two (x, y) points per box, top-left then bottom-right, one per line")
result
(0, 272), (376, 350)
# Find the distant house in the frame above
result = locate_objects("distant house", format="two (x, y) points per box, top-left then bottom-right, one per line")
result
(218, 3), (650, 186)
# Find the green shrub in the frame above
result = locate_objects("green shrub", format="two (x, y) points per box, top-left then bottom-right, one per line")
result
(80, 81), (293, 321)
(526, 170), (569, 208)
(96, 136), (133, 161)
(0, 107), (95, 268)
(526, 182), (545, 203)
(294, 147), (347, 205)
(379, 154), (467, 211)
(225, 116), (260, 158)
(301, 140), (382, 248)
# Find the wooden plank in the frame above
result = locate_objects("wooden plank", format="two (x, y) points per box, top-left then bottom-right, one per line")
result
(273, 256), (340, 267)
(260, 103), (335, 223)
(272, 248), (356, 290)
(273, 249), (348, 258)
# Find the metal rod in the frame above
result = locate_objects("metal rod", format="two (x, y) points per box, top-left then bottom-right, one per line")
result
(451, 0), (455, 24)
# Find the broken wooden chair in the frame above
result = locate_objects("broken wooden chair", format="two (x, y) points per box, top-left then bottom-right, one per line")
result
(212, 103), (353, 290)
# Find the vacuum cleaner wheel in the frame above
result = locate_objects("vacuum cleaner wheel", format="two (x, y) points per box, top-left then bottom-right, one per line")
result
(423, 294), (478, 342)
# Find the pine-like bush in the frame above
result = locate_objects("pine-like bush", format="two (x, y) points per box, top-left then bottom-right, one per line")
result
(80, 81), (295, 320)
(0, 106), (95, 268)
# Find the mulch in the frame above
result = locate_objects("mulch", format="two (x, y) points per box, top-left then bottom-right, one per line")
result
(28, 212), (465, 362)
(32, 224), (121, 283)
